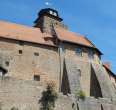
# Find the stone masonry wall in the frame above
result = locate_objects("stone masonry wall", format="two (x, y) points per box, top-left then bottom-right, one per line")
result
(0, 77), (73, 110)
(76, 97), (116, 110)
(0, 37), (101, 95)
(0, 77), (115, 110)
(0, 37), (114, 99)
(64, 43), (95, 96)
(43, 15), (68, 33)
(0, 77), (43, 110)
(0, 38), (60, 89)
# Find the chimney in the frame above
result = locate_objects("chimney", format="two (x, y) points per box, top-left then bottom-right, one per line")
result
(34, 8), (68, 33)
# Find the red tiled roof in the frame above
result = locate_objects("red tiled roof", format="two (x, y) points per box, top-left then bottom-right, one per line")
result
(55, 27), (95, 47)
(0, 20), (95, 48)
(0, 21), (54, 46)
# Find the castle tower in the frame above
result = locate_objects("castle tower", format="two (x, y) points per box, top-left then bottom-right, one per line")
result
(34, 8), (68, 33)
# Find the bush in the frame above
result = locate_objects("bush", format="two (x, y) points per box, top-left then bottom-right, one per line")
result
(11, 107), (18, 110)
(75, 90), (86, 100)
(39, 81), (58, 110)
(0, 102), (2, 110)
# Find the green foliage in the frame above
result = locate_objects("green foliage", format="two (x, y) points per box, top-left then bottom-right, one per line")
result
(0, 107), (1, 110)
(11, 107), (18, 110)
(0, 102), (2, 110)
(75, 90), (86, 100)
(39, 83), (58, 110)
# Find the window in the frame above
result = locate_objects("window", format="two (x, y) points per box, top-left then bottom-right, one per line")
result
(49, 10), (53, 15)
(5, 61), (9, 67)
(34, 75), (40, 81)
(34, 52), (39, 56)
(88, 49), (94, 59)
(19, 50), (23, 54)
(49, 10), (57, 16)
(53, 12), (57, 16)
(75, 48), (83, 56)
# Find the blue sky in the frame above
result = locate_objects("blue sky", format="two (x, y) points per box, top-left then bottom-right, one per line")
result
(0, 0), (116, 73)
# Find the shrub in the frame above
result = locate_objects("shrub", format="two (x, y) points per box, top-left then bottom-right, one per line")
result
(39, 81), (58, 110)
(11, 107), (18, 110)
(0, 102), (2, 110)
(75, 90), (86, 100)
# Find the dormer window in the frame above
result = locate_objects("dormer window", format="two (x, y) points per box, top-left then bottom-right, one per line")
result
(75, 48), (83, 56)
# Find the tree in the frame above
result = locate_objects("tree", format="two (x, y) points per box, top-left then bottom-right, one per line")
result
(39, 81), (58, 110)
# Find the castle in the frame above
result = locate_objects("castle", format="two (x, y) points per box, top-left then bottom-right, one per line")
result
(0, 8), (116, 110)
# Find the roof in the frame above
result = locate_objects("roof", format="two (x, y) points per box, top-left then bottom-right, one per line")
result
(0, 21), (55, 46)
(55, 27), (95, 47)
(0, 20), (101, 54)
(55, 27), (102, 54)
(37, 8), (63, 22)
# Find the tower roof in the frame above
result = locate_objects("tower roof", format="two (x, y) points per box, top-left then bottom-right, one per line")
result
(34, 8), (63, 23)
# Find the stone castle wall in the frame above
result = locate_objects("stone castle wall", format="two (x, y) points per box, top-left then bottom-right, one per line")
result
(0, 37), (115, 99)
(76, 97), (116, 110)
(0, 77), (115, 110)
(0, 38), (60, 88)
(63, 43), (101, 96)
(0, 77), (73, 110)
(0, 77), (42, 110)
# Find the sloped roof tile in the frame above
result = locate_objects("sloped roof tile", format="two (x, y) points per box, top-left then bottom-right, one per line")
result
(0, 20), (100, 51)
(0, 21), (54, 46)
(55, 27), (94, 47)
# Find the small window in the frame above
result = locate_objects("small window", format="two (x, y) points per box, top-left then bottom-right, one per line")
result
(50, 10), (53, 15)
(34, 52), (39, 56)
(34, 75), (40, 81)
(75, 48), (83, 56)
(19, 50), (23, 54)
(88, 50), (94, 59)
(53, 12), (57, 16)
(5, 61), (9, 67)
